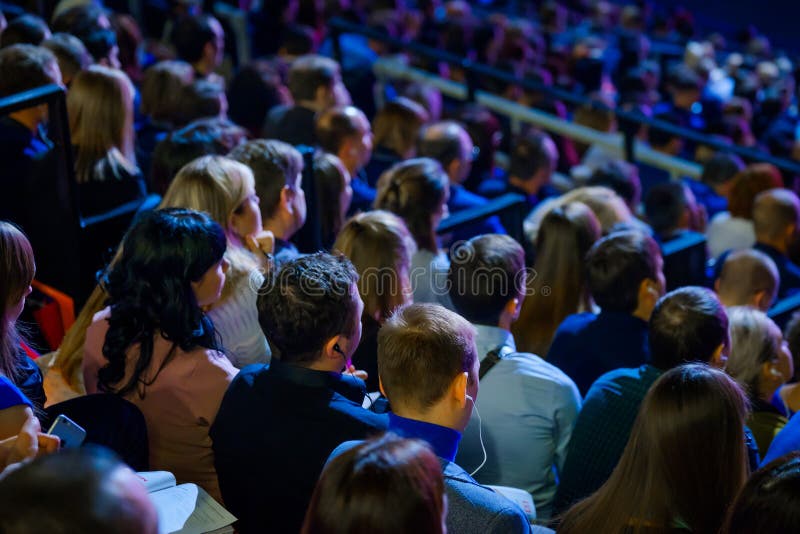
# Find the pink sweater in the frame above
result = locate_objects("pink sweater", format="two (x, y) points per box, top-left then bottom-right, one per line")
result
(83, 308), (238, 502)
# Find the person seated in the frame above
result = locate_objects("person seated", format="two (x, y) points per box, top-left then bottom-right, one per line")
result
(752, 188), (800, 299)
(448, 234), (581, 520)
(586, 161), (642, 214)
(722, 452), (800, 534)
(229, 139), (306, 265)
(0, 45), (62, 224)
(547, 230), (665, 395)
(685, 152), (744, 220)
(83, 209), (239, 501)
(68, 65), (146, 217)
(314, 152), (352, 249)
(637, 115), (684, 197)
(0, 447), (158, 533)
(643, 182), (704, 243)
(0, 14), (50, 48)
(315, 105), (375, 214)
(715, 249), (779, 311)
(41, 33), (90, 87)
(375, 158), (453, 309)
(457, 104), (503, 194)
(211, 253), (388, 534)
(331, 303), (533, 534)
(364, 97), (429, 187)
(334, 211), (415, 392)
(51, 5), (119, 69)
(727, 307), (793, 456)
(264, 54), (348, 146)
(227, 60), (290, 139)
(417, 120), (505, 244)
(303, 435), (447, 534)
(176, 79), (229, 127)
(706, 163), (783, 258)
(0, 382), (59, 471)
(554, 287), (730, 514)
(559, 364), (748, 534)
(170, 14), (225, 85)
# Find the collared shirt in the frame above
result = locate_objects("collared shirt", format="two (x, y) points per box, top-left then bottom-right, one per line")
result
(547, 311), (650, 396)
(754, 242), (800, 299)
(457, 324), (581, 520)
(273, 237), (300, 266)
(389, 413), (461, 462)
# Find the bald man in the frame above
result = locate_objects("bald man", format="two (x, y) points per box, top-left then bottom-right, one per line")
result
(715, 249), (779, 311)
(418, 120), (506, 244)
(753, 188), (800, 299)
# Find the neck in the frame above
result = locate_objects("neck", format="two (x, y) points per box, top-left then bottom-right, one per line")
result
(263, 219), (292, 241)
(393, 404), (462, 433)
(631, 307), (652, 322)
(508, 175), (538, 196)
(9, 111), (39, 133)
(193, 60), (213, 77)
(297, 100), (324, 113)
(758, 237), (788, 255)
(497, 315), (513, 332)
(306, 358), (343, 374)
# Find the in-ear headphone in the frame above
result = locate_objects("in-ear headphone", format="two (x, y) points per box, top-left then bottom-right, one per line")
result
(465, 394), (474, 404)
(333, 343), (343, 355)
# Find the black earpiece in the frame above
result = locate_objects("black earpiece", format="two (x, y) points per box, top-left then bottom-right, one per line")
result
(333, 343), (343, 354)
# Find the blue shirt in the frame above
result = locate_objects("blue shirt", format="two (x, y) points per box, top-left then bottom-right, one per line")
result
(445, 184), (506, 246)
(0, 376), (32, 410)
(684, 178), (727, 220)
(457, 325), (581, 520)
(547, 311), (650, 396)
(754, 243), (800, 300)
(763, 410), (800, 465)
(388, 413), (461, 462)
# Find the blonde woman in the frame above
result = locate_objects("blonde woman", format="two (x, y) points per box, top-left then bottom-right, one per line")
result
(161, 155), (274, 368)
(67, 65), (145, 216)
(334, 210), (416, 391)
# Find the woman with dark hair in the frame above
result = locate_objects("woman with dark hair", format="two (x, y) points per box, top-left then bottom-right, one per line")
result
(375, 158), (452, 309)
(512, 202), (600, 356)
(315, 152), (352, 250)
(0, 222), (45, 414)
(559, 363), (749, 534)
(302, 434), (446, 534)
(82, 208), (238, 502)
(722, 452), (800, 533)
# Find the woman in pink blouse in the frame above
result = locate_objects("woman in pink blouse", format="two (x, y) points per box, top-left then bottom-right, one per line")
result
(83, 208), (238, 502)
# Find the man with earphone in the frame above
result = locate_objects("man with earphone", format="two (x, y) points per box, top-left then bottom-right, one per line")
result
(329, 303), (536, 534)
(210, 253), (388, 534)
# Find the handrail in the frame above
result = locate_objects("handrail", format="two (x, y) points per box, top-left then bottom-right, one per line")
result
(329, 17), (800, 177)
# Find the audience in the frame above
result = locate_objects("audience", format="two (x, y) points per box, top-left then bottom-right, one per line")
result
(449, 234), (581, 519)
(331, 302), (533, 533)
(752, 188), (800, 299)
(82, 208), (238, 501)
(314, 151), (352, 249)
(559, 364), (749, 534)
(0, 14), (50, 48)
(555, 287), (730, 513)
(715, 249), (779, 310)
(227, 60), (290, 139)
(170, 14), (225, 85)
(211, 253), (388, 534)
(334, 210), (415, 392)
(686, 152), (744, 220)
(547, 230), (665, 394)
(643, 181), (702, 242)
(303, 434), (446, 534)
(41, 32), (89, 86)
(364, 97), (429, 187)
(727, 307), (793, 455)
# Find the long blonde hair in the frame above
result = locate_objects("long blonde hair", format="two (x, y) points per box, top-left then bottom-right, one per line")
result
(68, 65), (137, 183)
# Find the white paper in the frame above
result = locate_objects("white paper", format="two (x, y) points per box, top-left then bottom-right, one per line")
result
(138, 471), (177, 493)
(149, 483), (236, 534)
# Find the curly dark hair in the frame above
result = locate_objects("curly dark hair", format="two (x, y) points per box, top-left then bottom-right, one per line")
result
(98, 208), (226, 396)
(258, 252), (359, 364)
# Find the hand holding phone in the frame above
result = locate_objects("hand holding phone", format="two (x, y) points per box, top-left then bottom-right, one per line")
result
(47, 415), (86, 449)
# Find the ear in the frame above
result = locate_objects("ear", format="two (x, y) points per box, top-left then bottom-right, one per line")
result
(378, 376), (386, 398)
(449, 371), (468, 409)
(637, 278), (657, 306)
(323, 335), (344, 362)
(280, 186), (295, 215)
(753, 289), (771, 312)
(203, 41), (215, 62)
(315, 84), (333, 107)
(503, 297), (521, 322)
(710, 343), (727, 369)
(446, 158), (460, 181)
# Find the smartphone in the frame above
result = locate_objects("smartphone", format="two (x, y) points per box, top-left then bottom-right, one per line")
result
(47, 414), (86, 449)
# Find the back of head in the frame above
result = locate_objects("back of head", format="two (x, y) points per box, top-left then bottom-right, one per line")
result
(417, 120), (466, 170)
(315, 105), (364, 154)
(0, 221), (35, 380)
(753, 188), (800, 241)
(701, 152), (744, 187)
(726, 306), (780, 397)
(171, 14), (216, 64)
(448, 234), (525, 326)
(229, 139), (303, 220)
(378, 303), (476, 413)
(0, 44), (59, 97)
(403, 82), (442, 122)
(560, 363), (748, 534)
(374, 157), (449, 253)
(586, 161), (641, 209)
(585, 230), (660, 313)
(227, 60), (287, 135)
(334, 210), (416, 322)
(0, 447), (157, 534)
(82, 28), (117, 65)
(302, 434), (445, 534)
(288, 54), (339, 103)
(258, 252), (359, 365)
(314, 152), (349, 245)
(42, 33), (91, 84)
(177, 79), (225, 126)
(722, 452), (800, 534)
(644, 182), (689, 236)
(373, 98), (429, 157)
(509, 130), (556, 181)
(0, 14), (50, 48)
(648, 287), (729, 370)
(140, 60), (194, 124)
(728, 164), (783, 219)
(717, 249), (779, 310)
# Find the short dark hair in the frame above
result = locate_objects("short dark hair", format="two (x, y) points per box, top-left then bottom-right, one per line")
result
(287, 54), (339, 102)
(171, 14), (217, 64)
(227, 60), (286, 136)
(701, 153), (744, 186)
(258, 252), (359, 365)
(0, 446), (152, 534)
(378, 303), (476, 411)
(282, 24), (315, 56)
(509, 130), (555, 180)
(178, 79), (225, 125)
(315, 106), (363, 154)
(669, 64), (702, 92)
(0, 44), (58, 97)
(448, 234), (525, 326)
(644, 182), (689, 236)
(229, 139), (304, 219)
(82, 28), (117, 64)
(42, 33), (91, 82)
(0, 14), (49, 48)
(586, 230), (661, 313)
(587, 161), (641, 207)
(648, 287), (728, 370)
(417, 121), (464, 169)
(722, 452), (800, 534)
